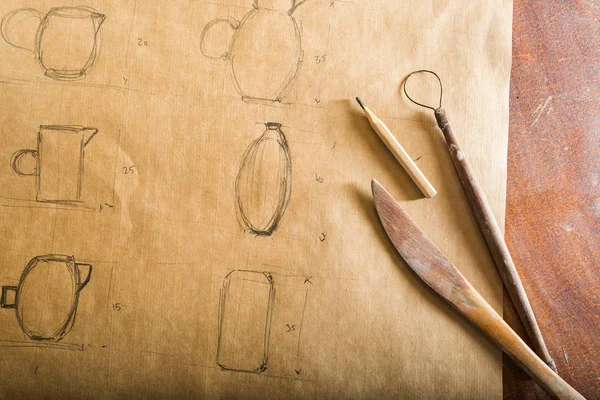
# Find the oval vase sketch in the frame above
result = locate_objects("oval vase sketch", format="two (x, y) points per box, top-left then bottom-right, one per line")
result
(11, 125), (98, 205)
(200, 0), (308, 103)
(216, 270), (275, 373)
(235, 123), (292, 236)
(0, 255), (92, 342)
(1, 6), (105, 80)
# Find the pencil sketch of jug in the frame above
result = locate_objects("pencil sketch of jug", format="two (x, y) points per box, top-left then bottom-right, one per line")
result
(11, 125), (98, 205)
(1, 255), (92, 342)
(200, 0), (307, 103)
(1, 6), (105, 80)
(235, 123), (292, 236)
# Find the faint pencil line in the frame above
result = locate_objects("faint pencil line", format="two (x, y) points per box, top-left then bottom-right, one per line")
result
(296, 287), (309, 357)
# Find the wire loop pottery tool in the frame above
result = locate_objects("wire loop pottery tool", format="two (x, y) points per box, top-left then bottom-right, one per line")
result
(403, 69), (556, 372)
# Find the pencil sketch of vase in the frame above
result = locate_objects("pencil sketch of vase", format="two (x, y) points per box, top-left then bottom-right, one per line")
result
(235, 123), (292, 236)
(216, 270), (275, 373)
(1, 6), (105, 80)
(200, 0), (307, 103)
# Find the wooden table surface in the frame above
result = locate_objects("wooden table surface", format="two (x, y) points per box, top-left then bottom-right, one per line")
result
(504, 1), (600, 398)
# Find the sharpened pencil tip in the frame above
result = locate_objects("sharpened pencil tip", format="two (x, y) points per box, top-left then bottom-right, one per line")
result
(356, 97), (365, 110)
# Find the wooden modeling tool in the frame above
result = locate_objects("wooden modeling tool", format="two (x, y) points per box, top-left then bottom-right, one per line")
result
(356, 97), (437, 198)
(403, 70), (556, 371)
(371, 180), (584, 399)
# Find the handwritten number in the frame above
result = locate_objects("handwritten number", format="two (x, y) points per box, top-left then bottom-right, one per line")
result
(319, 232), (326, 242)
(112, 303), (123, 311)
(286, 324), (296, 332)
(314, 55), (326, 64)
(315, 173), (324, 183)
(123, 166), (136, 174)
(137, 38), (148, 47)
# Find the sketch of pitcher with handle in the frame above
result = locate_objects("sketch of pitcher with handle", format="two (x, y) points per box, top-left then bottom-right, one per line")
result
(1, 6), (105, 80)
(0, 255), (92, 343)
(200, 0), (308, 103)
(11, 125), (98, 204)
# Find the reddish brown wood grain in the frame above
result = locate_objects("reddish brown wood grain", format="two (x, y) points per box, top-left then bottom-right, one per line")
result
(505, 1), (600, 399)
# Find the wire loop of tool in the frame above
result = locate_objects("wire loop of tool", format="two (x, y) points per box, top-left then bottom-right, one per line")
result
(403, 70), (443, 111)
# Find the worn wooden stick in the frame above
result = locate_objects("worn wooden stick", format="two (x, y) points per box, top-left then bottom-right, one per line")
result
(356, 97), (437, 198)
(434, 108), (556, 371)
(404, 70), (556, 371)
(372, 180), (584, 400)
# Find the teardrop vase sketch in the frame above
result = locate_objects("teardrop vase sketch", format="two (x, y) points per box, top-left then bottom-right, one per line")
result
(200, 0), (307, 102)
(1, 6), (105, 80)
(235, 123), (292, 236)
(216, 270), (275, 373)
(0, 255), (92, 342)
(11, 125), (97, 204)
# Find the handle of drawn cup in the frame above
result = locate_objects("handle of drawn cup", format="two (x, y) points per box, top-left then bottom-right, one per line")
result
(1, 286), (18, 309)
(199, 17), (239, 60)
(1, 8), (44, 56)
(10, 149), (38, 176)
(74, 263), (92, 293)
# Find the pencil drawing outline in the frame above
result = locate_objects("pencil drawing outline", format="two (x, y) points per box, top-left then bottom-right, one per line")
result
(200, 0), (306, 103)
(1, 6), (105, 80)
(0, 339), (84, 351)
(235, 122), (292, 236)
(10, 125), (98, 206)
(0, 255), (92, 348)
(216, 270), (275, 374)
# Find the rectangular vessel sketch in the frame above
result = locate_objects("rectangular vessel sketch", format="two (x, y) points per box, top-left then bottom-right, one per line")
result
(216, 270), (275, 373)
(10, 125), (97, 205)
(1, 6), (105, 80)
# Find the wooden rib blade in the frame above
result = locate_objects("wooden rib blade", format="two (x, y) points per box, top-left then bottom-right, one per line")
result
(371, 179), (477, 308)
(371, 179), (586, 399)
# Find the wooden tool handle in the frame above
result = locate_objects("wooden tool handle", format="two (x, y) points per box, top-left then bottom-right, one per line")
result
(454, 275), (583, 399)
(434, 108), (556, 371)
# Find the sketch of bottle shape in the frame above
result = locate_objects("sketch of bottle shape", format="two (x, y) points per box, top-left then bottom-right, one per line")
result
(11, 125), (97, 205)
(0, 6), (105, 80)
(216, 270), (275, 373)
(0, 255), (92, 342)
(235, 123), (292, 236)
(200, 0), (308, 102)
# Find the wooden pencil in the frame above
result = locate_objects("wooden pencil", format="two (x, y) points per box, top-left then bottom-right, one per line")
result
(356, 98), (437, 198)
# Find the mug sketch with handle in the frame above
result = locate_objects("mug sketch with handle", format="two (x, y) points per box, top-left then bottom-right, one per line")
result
(1, 6), (106, 80)
(10, 125), (98, 205)
(200, 0), (307, 103)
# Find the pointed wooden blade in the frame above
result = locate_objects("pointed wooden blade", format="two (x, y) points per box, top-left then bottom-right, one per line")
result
(371, 179), (586, 399)
(371, 179), (475, 306)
